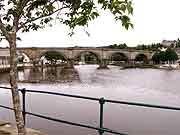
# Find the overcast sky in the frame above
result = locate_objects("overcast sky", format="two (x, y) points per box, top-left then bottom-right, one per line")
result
(1, 0), (180, 47)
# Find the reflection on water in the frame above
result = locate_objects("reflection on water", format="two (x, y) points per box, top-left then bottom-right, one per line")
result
(0, 66), (80, 83)
(1, 65), (180, 135)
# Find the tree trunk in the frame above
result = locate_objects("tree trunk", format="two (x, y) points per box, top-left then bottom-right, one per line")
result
(9, 32), (26, 135)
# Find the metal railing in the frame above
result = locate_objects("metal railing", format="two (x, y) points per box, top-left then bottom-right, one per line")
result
(0, 86), (180, 135)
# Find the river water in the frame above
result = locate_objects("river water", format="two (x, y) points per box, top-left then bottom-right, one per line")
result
(0, 65), (180, 135)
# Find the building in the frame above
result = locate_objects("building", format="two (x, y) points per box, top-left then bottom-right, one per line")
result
(0, 48), (10, 65)
(161, 40), (177, 47)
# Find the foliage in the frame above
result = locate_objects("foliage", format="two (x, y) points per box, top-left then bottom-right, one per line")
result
(44, 51), (65, 64)
(152, 51), (167, 63)
(76, 52), (99, 64)
(165, 48), (178, 61)
(104, 43), (128, 49)
(136, 43), (163, 51)
(84, 53), (97, 63)
(152, 48), (178, 64)
(135, 54), (147, 62)
(0, 0), (133, 37)
(0, 0), (134, 135)
(97, 39), (180, 51)
(159, 51), (167, 62)
(152, 52), (160, 64)
(111, 53), (128, 61)
(102, 42), (164, 51)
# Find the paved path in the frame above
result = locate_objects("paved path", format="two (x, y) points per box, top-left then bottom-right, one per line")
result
(0, 121), (47, 135)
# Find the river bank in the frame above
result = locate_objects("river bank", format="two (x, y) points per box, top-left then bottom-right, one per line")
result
(0, 121), (47, 135)
(121, 63), (180, 70)
(121, 64), (159, 69)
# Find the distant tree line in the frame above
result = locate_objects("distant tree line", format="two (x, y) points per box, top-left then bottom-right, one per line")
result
(102, 43), (128, 49)
(102, 43), (164, 51)
(135, 43), (163, 51)
(101, 39), (180, 51)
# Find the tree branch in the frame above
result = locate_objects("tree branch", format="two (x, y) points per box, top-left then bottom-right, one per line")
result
(13, 0), (32, 32)
(17, 6), (68, 31)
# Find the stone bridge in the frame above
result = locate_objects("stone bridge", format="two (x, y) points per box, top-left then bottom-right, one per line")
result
(15, 47), (154, 61)
(0, 47), (155, 68)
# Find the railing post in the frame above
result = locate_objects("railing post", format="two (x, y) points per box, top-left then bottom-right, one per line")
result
(21, 88), (26, 125)
(99, 97), (105, 135)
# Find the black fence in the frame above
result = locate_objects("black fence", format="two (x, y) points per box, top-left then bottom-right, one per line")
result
(0, 86), (180, 135)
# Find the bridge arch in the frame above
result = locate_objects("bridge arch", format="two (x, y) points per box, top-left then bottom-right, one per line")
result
(110, 52), (129, 62)
(74, 51), (101, 64)
(17, 51), (31, 63)
(135, 53), (148, 63)
(39, 51), (68, 64)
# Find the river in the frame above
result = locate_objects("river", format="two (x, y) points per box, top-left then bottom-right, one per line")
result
(0, 65), (180, 135)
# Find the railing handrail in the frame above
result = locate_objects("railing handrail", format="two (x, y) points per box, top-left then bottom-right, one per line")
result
(1, 86), (180, 111)
(19, 89), (100, 101)
(1, 86), (180, 135)
(0, 104), (127, 135)
(19, 88), (180, 111)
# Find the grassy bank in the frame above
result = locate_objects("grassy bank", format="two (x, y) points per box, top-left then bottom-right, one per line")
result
(122, 64), (159, 69)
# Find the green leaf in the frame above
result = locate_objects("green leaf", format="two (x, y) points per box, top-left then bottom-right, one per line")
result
(1, 0), (133, 34)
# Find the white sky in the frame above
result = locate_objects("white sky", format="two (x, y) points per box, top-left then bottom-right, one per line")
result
(1, 0), (180, 47)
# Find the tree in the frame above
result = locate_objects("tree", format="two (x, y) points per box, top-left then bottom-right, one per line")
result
(159, 51), (166, 63)
(107, 43), (128, 49)
(165, 48), (178, 63)
(152, 51), (164, 64)
(152, 49), (178, 64)
(0, 0), (133, 135)
(136, 44), (147, 50)
(152, 52), (160, 64)
(44, 51), (65, 64)
(135, 43), (163, 51)
(84, 53), (98, 64)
